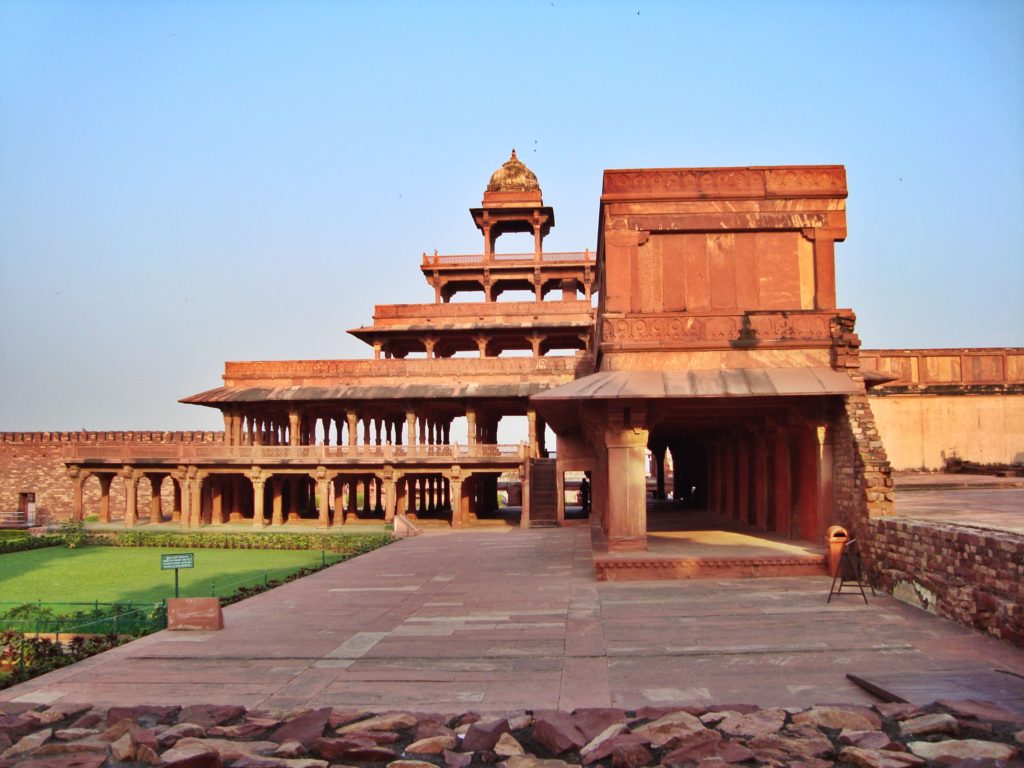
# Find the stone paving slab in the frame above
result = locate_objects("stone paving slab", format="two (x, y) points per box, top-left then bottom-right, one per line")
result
(4, 527), (1024, 714)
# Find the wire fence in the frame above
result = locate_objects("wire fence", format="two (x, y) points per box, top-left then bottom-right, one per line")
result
(0, 601), (166, 638)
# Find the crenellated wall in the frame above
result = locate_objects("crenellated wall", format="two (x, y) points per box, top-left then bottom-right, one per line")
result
(863, 349), (1024, 469)
(0, 431), (223, 524)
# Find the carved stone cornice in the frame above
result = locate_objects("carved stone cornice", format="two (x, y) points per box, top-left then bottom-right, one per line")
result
(601, 310), (845, 351)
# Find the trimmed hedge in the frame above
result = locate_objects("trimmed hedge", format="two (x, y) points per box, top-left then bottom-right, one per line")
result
(86, 530), (391, 555)
(0, 535), (62, 555)
(0, 531), (30, 541)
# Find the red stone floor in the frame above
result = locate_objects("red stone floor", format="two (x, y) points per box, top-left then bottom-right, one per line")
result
(894, 486), (1024, 534)
(4, 526), (1023, 714)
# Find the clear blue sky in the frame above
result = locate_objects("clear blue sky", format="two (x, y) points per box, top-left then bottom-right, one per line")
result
(1, 0), (1022, 431)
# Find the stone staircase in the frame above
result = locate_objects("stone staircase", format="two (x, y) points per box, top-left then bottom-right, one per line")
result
(529, 458), (559, 527)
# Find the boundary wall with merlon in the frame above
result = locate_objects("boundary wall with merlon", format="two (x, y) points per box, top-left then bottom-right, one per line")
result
(863, 348), (1024, 470)
(867, 517), (1024, 646)
(0, 431), (223, 525)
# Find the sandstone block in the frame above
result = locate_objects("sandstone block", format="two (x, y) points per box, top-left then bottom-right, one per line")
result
(631, 711), (705, 749)
(716, 708), (786, 737)
(167, 598), (224, 631)
(499, 756), (578, 768)
(838, 746), (925, 768)
(792, 706), (878, 731)
(839, 729), (901, 750)
(462, 718), (510, 752)
(444, 748), (473, 768)
(610, 740), (652, 768)
(494, 733), (525, 757)
(337, 713), (417, 734)
(1, 727), (52, 758)
(161, 751), (224, 768)
(580, 723), (629, 764)
(310, 736), (396, 762)
(908, 738), (1018, 762)
(533, 713), (586, 755)
(571, 709), (628, 741)
(407, 734), (457, 754)
(161, 737), (278, 763)
(899, 713), (959, 737)
(105, 705), (180, 727)
(269, 708), (332, 746)
(110, 732), (134, 761)
(159, 722), (208, 747)
(7, 756), (108, 768)
(178, 705), (247, 728)
(208, 721), (273, 739)
(273, 740), (306, 758)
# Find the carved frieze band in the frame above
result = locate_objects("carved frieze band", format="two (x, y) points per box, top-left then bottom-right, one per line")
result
(602, 312), (834, 346)
(602, 167), (846, 199)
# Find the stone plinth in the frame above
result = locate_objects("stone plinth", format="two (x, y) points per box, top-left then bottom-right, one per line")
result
(167, 598), (224, 631)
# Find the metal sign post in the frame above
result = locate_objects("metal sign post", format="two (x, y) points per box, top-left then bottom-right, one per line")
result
(160, 552), (195, 598)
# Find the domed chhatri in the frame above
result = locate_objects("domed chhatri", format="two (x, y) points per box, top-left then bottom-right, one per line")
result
(487, 149), (541, 193)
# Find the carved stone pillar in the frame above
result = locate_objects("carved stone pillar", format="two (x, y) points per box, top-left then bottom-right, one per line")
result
(382, 468), (396, 523)
(315, 468), (330, 528)
(737, 438), (751, 525)
(332, 477), (345, 526)
(405, 409), (416, 448)
(347, 412), (358, 446)
(211, 477), (223, 525)
(171, 474), (182, 523)
(97, 474), (112, 523)
(190, 469), (204, 527)
(271, 477), (284, 526)
(796, 424), (820, 542)
(604, 407), (649, 551)
(148, 475), (164, 523)
(752, 432), (769, 530)
(527, 407), (537, 458)
(122, 469), (138, 528)
(771, 429), (793, 537)
(251, 470), (266, 528)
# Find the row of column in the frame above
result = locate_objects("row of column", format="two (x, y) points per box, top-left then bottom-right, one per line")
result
(433, 272), (594, 304)
(707, 422), (833, 543)
(373, 330), (590, 360)
(224, 409), (467, 449)
(69, 466), (512, 530)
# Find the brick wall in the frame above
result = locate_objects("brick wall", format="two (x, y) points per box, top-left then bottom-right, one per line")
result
(868, 517), (1024, 646)
(0, 432), (223, 525)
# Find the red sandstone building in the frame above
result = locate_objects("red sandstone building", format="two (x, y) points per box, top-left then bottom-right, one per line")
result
(2, 154), (1022, 570)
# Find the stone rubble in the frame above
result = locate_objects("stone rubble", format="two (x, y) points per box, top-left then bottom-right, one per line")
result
(0, 700), (1020, 768)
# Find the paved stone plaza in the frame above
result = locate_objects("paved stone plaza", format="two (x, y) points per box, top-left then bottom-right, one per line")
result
(5, 526), (1023, 714)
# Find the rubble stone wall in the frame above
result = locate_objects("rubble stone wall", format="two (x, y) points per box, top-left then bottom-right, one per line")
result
(0, 432), (222, 525)
(868, 517), (1024, 646)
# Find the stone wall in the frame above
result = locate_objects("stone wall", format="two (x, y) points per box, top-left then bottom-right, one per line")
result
(0, 431), (222, 525)
(868, 517), (1024, 645)
(868, 393), (1024, 469)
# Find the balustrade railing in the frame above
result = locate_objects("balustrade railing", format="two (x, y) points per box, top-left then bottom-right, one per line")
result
(422, 250), (594, 267)
(65, 442), (526, 464)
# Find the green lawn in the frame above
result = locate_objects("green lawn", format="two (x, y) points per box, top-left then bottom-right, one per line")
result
(0, 545), (337, 610)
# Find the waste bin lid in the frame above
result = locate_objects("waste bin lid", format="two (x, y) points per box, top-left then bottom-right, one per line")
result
(826, 525), (848, 540)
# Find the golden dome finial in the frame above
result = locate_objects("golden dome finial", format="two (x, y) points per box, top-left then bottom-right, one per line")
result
(487, 149), (539, 193)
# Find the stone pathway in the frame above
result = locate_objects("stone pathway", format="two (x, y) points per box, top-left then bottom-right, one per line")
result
(893, 487), (1024, 534)
(4, 527), (1023, 714)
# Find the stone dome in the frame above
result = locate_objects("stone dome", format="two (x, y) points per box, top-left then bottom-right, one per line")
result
(486, 149), (540, 193)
